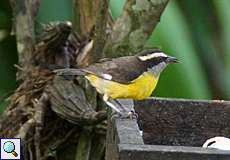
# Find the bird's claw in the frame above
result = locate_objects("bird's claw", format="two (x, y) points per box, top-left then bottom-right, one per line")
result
(110, 109), (138, 121)
(128, 109), (138, 119)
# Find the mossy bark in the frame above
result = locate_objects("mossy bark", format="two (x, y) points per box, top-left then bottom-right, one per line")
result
(104, 0), (169, 57)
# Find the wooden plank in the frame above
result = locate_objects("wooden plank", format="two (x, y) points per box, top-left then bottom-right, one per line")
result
(134, 97), (230, 146)
(106, 117), (143, 160)
(119, 144), (230, 160)
(105, 115), (120, 160)
(106, 98), (230, 160)
(115, 118), (144, 145)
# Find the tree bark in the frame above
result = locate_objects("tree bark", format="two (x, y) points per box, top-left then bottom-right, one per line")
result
(10, 0), (40, 80)
(74, 0), (108, 67)
(104, 0), (169, 57)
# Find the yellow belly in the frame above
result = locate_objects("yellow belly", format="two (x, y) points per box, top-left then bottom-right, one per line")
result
(85, 71), (159, 100)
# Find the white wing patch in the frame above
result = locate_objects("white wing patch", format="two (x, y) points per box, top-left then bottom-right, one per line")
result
(138, 52), (167, 61)
(102, 74), (112, 80)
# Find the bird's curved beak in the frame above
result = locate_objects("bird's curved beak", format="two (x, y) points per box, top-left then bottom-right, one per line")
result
(166, 56), (179, 63)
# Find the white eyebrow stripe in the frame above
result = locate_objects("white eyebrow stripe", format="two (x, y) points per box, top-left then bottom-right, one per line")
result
(138, 52), (167, 61)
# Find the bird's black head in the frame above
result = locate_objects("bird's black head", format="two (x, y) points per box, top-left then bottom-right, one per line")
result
(137, 49), (179, 76)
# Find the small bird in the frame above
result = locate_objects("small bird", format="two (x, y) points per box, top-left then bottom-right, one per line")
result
(56, 49), (178, 114)
(202, 137), (230, 150)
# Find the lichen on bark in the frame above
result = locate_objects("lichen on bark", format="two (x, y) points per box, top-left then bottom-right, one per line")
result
(104, 0), (169, 57)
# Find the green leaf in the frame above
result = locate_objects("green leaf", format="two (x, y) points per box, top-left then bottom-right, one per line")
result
(214, 0), (230, 97)
(0, 0), (12, 29)
(0, 36), (18, 113)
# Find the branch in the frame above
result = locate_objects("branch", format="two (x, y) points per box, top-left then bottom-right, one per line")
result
(72, 0), (81, 33)
(75, 0), (109, 67)
(33, 93), (49, 160)
(91, 0), (108, 62)
(75, 0), (101, 36)
(10, 0), (40, 80)
(104, 0), (169, 57)
(15, 119), (35, 140)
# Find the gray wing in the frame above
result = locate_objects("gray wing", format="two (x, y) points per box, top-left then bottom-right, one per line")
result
(83, 56), (147, 84)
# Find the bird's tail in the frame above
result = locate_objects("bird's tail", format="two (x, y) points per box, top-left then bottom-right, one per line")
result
(54, 68), (86, 76)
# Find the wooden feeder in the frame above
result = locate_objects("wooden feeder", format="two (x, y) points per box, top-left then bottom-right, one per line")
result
(106, 97), (230, 160)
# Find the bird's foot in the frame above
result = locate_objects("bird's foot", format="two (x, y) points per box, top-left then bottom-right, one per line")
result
(128, 109), (138, 119)
(110, 109), (138, 120)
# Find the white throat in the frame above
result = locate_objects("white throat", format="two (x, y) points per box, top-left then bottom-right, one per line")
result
(149, 62), (167, 77)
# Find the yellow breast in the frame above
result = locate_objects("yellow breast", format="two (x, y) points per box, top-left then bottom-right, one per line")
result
(85, 71), (159, 100)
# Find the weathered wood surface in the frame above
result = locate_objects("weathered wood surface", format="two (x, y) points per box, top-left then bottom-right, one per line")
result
(106, 118), (143, 160)
(118, 144), (230, 160)
(106, 97), (230, 160)
(135, 97), (230, 146)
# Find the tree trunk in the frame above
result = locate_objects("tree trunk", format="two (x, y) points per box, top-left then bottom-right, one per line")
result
(0, 0), (169, 160)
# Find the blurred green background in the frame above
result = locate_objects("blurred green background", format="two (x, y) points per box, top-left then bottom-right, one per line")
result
(1, 0), (230, 112)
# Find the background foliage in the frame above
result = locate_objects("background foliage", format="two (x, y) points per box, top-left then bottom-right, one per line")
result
(1, 0), (230, 112)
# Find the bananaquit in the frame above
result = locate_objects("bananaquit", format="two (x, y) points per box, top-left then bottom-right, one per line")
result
(56, 49), (178, 113)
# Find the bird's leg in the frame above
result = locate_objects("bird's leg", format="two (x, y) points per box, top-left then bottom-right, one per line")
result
(127, 109), (138, 119)
(113, 99), (138, 119)
(113, 99), (127, 112)
(114, 99), (138, 119)
(103, 95), (138, 119)
(123, 99), (138, 119)
(103, 95), (121, 114)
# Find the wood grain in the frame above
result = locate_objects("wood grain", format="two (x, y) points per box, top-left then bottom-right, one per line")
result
(135, 97), (230, 146)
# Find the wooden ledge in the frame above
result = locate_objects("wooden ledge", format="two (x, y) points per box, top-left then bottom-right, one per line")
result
(106, 97), (230, 160)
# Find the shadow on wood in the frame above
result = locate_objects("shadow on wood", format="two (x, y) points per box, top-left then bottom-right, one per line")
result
(106, 97), (230, 160)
